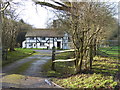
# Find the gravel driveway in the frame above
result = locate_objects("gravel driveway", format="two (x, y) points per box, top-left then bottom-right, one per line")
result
(1, 50), (64, 89)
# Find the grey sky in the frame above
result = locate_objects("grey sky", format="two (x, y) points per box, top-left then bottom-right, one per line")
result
(11, 0), (119, 28)
(11, 0), (56, 28)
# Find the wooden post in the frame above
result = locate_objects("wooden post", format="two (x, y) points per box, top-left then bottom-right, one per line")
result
(51, 37), (55, 70)
(0, 2), (2, 61)
(36, 37), (37, 48)
(0, 2), (3, 60)
(0, 4), (2, 89)
(62, 37), (63, 49)
(26, 38), (27, 48)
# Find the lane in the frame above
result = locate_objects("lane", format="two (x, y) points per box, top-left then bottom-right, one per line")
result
(2, 55), (43, 74)
(23, 56), (51, 77)
(2, 50), (62, 88)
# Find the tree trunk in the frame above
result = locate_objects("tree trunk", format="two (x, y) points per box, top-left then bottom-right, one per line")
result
(9, 38), (15, 52)
(9, 47), (15, 51)
(75, 41), (84, 73)
(51, 46), (55, 70)
(75, 32), (84, 73)
(79, 45), (84, 73)
(75, 51), (84, 73)
(89, 44), (93, 70)
(74, 50), (81, 73)
(9, 33), (15, 52)
(93, 38), (97, 56)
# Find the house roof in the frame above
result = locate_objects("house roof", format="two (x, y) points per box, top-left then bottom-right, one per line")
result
(25, 29), (64, 37)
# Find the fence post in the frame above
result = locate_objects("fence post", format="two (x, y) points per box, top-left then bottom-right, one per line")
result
(51, 37), (55, 70)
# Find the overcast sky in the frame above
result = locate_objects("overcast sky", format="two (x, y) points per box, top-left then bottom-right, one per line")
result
(11, 0), (56, 28)
(10, 0), (119, 28)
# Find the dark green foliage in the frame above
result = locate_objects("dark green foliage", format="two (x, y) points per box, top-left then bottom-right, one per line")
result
(16, 19), (32, 47)
(16, 32), (26, 47)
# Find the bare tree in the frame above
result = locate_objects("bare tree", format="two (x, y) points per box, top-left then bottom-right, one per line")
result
(2, 8), (20, 52)
(33, 0), (117, 73)
(2, 0), (26, 52)
(66, 2), (117, 72)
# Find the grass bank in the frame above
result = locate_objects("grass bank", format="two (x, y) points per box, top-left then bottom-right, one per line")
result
(42, 51), (119, 89)
(2, 48), (36, 66)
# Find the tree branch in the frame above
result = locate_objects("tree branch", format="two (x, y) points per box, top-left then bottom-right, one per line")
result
(32, 0), (70, 12)
(51, 0), (69, 8)
(0, 2), (10, 12)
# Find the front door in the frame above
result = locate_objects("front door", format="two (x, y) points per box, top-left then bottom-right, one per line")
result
(57, 42), (61, 49)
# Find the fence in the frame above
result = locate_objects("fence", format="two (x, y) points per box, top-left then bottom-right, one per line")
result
(97, 40), (119, 58)
(51, 40), (119, 70)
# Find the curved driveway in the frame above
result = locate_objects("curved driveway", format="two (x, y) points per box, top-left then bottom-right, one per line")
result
(1, 50), (63, 89)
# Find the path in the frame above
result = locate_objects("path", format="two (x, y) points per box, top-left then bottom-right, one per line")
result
(1, 50), (64, 89)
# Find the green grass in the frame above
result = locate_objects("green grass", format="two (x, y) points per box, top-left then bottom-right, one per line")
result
(98, 46), (120, 57)
(100, 50), (119, 54)
(2, 48), (36, 66)
(56, 51), (74, 59)
(93, 56), (119, 75)
(53, 73), (117, 89)
(42, 60), (75, 77)
(42, 51), (119, 89)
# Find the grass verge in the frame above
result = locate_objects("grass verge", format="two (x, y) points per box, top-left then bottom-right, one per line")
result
(2, 48), (36, 66)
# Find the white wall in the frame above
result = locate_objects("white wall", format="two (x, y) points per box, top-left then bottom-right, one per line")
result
(22, 41), (26, 48)
(22, 33), (70, 49)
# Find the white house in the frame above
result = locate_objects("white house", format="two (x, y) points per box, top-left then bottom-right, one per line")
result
(22, 29), (70, 49)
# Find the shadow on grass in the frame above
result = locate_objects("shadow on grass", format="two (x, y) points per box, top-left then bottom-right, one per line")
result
(42, 56), (119, 78)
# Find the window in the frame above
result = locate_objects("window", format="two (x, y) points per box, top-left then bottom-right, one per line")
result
(30, 37), (34, 40)
(29, 43), (33, 47)
(41, 37), (45, 40)
(68, 37), (71, 42)
(40, 42), (45, 46)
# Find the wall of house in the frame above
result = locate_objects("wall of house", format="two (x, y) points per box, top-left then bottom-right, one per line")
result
(22, 33), (70, 49)
(63, 33), (70, 49)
